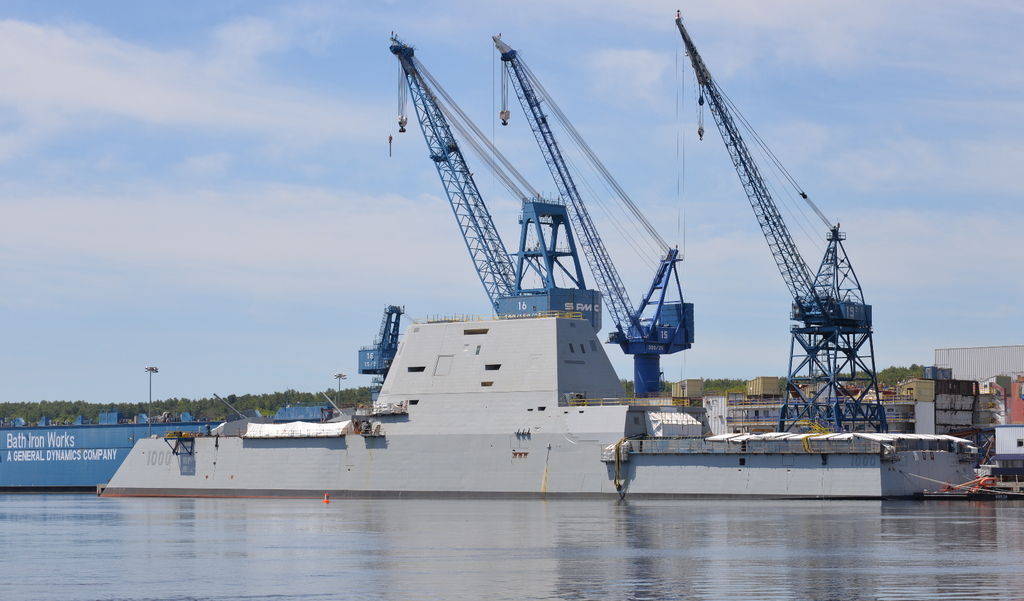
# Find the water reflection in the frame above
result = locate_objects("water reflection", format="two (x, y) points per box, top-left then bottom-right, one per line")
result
(1, 495), (1023, 600)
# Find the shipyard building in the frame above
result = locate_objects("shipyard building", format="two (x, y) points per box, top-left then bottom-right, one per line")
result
(695, 345), (1024, 435)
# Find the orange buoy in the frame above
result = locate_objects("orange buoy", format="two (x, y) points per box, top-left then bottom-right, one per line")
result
(323, 493), (330, 504)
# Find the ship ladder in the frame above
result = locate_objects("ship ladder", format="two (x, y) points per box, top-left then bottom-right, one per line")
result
(612, 437), (630, 499)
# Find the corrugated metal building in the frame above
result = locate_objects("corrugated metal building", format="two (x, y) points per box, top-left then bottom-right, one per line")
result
(935, 345), (1024, 382)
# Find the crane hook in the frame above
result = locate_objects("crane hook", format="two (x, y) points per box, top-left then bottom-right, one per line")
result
(388, 134), (393, 157)
(698, 95), (704, 106)
(697, 125), (704, 140)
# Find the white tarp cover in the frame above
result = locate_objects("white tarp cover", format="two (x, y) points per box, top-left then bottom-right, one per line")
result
(706, 433), (741, 441)
(852, 432), (894, 443)
(646, 412), (702, 437)
(243, 421), (351, 438)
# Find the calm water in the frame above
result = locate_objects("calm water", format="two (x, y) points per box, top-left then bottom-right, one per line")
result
(1, 495), (1023, 601)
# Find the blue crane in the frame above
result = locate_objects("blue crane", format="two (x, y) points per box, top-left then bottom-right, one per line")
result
(493, 36), (693, 396)
(358, 305), (405, 397)
(389, 37), (602, 329)
(675, 14), (886, 432)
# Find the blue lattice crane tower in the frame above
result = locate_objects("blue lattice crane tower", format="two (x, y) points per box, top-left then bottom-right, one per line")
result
(358, 305), (405, 396)
(390, 37), (601, 329)
(675, 14), (886, 432)
(494, 36), (693, 396)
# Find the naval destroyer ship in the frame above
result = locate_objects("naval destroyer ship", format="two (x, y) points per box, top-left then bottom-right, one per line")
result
(102, 314), (976, 499)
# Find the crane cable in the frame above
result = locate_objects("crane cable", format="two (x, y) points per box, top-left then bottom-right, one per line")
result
(494, 48), (662, 269)
(409, 55), (539, 201)
(676, 45), (688, 384)
(559, 149), (663, 272)
(518, 60), (670, 255)
(397, 59), (408, 133)
(718, 89), (831, 232)
(514, 61), (664, 270)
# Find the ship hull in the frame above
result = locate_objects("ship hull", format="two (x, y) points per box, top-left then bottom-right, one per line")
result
(102, 431), (974, 500)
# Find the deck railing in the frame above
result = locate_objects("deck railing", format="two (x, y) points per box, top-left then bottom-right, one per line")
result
(624, 437), (884, 455)
(615, 435), (977, 459)
(415, 311), (584, 324)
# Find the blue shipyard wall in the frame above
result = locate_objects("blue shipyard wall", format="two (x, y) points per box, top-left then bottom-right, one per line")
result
(0, 422), (208, 488)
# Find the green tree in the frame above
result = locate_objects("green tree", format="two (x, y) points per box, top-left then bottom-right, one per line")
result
(703, 378), (748, 393)
(875, 364), (925, 387)
(0, 387), (373, 424)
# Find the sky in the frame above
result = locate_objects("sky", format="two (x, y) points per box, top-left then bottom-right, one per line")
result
(0, 1), (1020, 405)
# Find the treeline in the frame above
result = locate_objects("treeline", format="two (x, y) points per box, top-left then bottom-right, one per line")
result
(4, 366), (930, 422)
(0, 388), (373, 424)
(702, 379), (749, 393)
(697, 365), (927, 392)
(620, 378), (762, 396)
(876, 364), (925, 387)
(619, 364), (929, 398)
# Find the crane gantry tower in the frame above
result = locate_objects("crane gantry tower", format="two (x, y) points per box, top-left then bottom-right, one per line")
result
(675, 14), (886, 432)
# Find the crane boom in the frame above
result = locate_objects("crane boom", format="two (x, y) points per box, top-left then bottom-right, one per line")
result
(391, 37), (602, 329)
(495, 36), (693, 395)
(391, 38), (516, 310)
(493, 36), (636, 335)
(674, 22), (823, 317)
(675, 15), (885, 432)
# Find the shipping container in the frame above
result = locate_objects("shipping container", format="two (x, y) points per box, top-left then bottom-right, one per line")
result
(671, 379), (704, 399)
(935, 394), (976, 411)
(747, 376), (780, 397)
(898, 380), (935, 403)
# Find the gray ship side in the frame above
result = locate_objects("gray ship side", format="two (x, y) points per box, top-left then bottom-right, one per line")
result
(103, 315), (977, 499)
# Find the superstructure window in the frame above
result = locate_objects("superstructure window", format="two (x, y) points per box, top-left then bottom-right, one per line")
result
(485, 364), (501, 370)
(407, 366), (426, 372)
(464, 328), (489, 335)
(569, 344), (575, 353)
(481, 382), (494, 387)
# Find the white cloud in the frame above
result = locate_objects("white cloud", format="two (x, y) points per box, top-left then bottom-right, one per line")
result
(0, 183), (473, 305)
(0, 18), (377, 159)
(821, 135), (1024, 198)
(181, 152), (232, 175)
(210, 16), (289, 76)
(588, 49), (671, 105)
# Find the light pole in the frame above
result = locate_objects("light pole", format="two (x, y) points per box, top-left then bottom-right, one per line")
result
(335, 373), (346, 405)
(145, 366), (159, 437)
